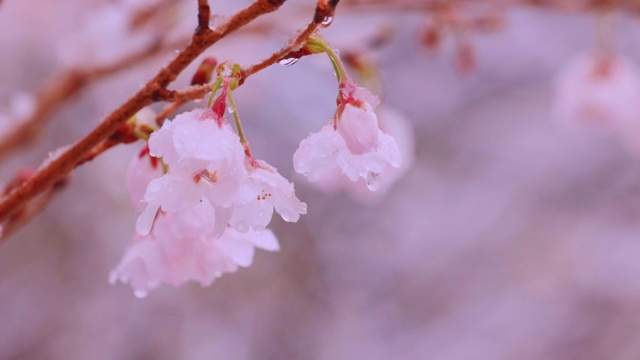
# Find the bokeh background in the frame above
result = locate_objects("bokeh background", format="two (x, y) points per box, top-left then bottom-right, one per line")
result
(2, 1), (640, 359)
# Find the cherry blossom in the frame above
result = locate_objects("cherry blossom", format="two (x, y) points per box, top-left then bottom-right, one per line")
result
(553, 53), (640, 149)
(293, 81), (401, 190)
(229, 158), (307, 232)
(126, 146), (163, 211)
(336, 100), (380, 155)
(135, 108), (249, 235)
(115, 102), (305, 296)
(307, 106), (415, 202)
(134, 105), (306, 235)
(110, 202), (279, 298)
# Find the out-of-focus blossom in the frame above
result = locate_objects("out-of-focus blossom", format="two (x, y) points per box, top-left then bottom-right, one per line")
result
(110, 202), (279, 298)
(58, 2), (159, 68)
(8, 92), (36, 120)
(553, 53), (640, 149)
(293, 81), (401, 190)
(0, 92), (36, 138)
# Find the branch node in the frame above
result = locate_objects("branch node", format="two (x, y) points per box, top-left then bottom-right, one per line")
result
(196, 0), (211, 35)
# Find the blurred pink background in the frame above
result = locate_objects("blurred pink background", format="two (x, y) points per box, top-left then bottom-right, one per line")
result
(2, 1), (640, 359)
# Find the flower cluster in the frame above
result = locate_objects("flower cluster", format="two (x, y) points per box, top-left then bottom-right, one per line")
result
(293, 80), (402, 191)
(111, 45), (405, 296)
(301, 105), (415, 202)
(110, 107), (306, 297)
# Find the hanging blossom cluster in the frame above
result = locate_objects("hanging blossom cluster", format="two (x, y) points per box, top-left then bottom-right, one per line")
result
(110, 38), (404, 297)
(303, 104), (414, 202)
(110, 86), (307, 297)
(293, 80), (402, 191)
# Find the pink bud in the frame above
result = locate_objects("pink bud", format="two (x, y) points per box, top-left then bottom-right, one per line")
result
(337, 102), (380, 155)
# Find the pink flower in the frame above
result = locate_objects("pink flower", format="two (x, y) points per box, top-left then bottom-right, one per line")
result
(58, 2), (157, 69)
(148, 108), (246, 175)
(110, 202), (279, 298)
(229, 158), (307, 232)
(308, 106), (415, 202)
(293, 82), (401, 190)
(554, 54), (640, 141)
(135, 108), (249, 235)
(336, 101), (380, 155)
(117, 105), (304, 296)
(126, 147), (163, 211)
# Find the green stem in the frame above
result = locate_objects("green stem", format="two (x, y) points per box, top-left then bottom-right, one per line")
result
(307, 36), (348, 85)
(206, 76), (224, 108)
(324, 45), (347, 84)
(227, 90), (251, 154)
(134, 130), (150, 141)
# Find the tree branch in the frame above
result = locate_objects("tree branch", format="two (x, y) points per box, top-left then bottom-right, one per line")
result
(0, 0), (288, 223)
(242, 0), (340, 81)
(196, 0), (211, 33)
(0, 31), (185, 161)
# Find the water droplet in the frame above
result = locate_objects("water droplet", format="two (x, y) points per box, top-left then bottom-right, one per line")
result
(366, 172), (381, 191)
(134, 290), (148, 299)
(279, 57), (299, 66)
(320, 15), (333, 27)
(236, 221), (248, 232)
(228, 107), (235, 114)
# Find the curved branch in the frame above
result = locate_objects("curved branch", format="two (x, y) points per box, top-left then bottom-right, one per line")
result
(242, 0), (340, 81)
(0, 0), (288, 222)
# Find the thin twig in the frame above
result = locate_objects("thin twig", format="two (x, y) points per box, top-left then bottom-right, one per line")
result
(162, 84), (213, 102)
(241, 0), (340, 81)
(197, 0), (211, 33)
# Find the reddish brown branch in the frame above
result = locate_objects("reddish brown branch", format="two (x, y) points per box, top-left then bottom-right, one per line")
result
(0, 178), (67, 243)
(242, 0), (340, 81)
(0, 0), (289, 223)
(0, 1), (186, 161)
(197, 0), (212, 33)
(0, 35), (183, 161)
